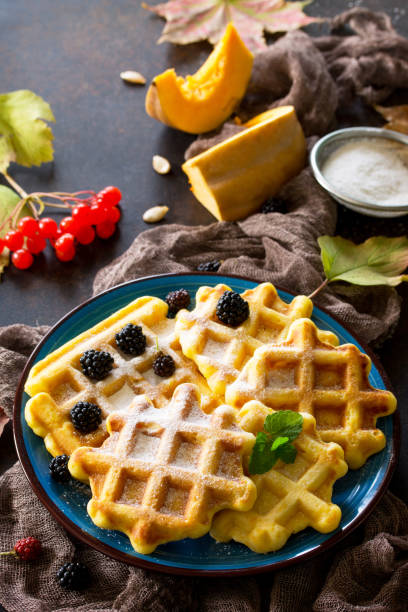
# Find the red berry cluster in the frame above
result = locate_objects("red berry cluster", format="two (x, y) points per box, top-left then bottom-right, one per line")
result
(0, 186), (122, 270)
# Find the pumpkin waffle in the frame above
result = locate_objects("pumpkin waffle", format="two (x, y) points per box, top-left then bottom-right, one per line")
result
(226, 318), (397, 469)
(175, 282), (339, 399)
(211, 400), (348, 553)
(25, 296), (218, 457)
(68, 383), (257, 554)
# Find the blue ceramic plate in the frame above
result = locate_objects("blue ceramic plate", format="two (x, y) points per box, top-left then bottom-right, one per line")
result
(14, 273), (398, 576)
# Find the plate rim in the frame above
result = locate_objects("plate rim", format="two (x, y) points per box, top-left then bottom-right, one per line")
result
(13, 272), (400, 576)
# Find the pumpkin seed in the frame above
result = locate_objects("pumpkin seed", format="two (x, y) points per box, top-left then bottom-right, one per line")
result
(152, 155), (171, 175)
(120, 71), (146, 85)
(143, 205), (169, 223)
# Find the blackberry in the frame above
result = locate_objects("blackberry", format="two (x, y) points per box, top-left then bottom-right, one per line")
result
(260, 197), (286, 214)
(197, 260), (221, 272)
(70, 401), (102, 434)
(49, 454), (71, 483)
(216, 290), (249, 327)
(152, 352), (175, 377)
(80, 349), (114, 380)
(57, 562), (90, 590)
(166, 288), (190, 316)
(115, 323), (146, 355)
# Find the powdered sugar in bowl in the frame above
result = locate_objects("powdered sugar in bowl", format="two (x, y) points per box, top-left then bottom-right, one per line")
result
(310, 127), (408, 218)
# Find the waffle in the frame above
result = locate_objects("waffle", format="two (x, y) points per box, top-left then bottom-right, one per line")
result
(68, 383), (257, 554)
(226, 318), (397, 469)
(210, 400), (348, 553)
(25, 296), (218, 457)
(175, 283), (339, 399)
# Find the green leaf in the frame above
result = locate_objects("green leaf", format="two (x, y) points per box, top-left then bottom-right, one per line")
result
(276, 442), (297, 463)
(0, 185), (33, 281)
(249, 431), (278, 474)
(0, 90), (55, 173)
(318, 235), (408, 287)
(271, 435), (289, 451)
(264, 411), (303, 442)
(143, 0), (321, 53)
(249, 411), (303, 474)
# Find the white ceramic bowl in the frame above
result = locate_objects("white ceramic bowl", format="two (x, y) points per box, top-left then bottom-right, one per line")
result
(310, 127), (408, 218)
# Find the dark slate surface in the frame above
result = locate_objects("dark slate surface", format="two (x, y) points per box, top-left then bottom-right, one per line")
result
(0, 1), (407, 600)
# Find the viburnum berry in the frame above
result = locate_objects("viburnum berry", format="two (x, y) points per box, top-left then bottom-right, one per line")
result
(11, 249), (33, 270)
(96, 221), (116, 239)
(75, 225), (95, 245)
(55, 233), (75, 252)
(0, 536), (42, 561)
(17, 216), (38, 238)
(89, 203), (108, 224)
(38, 217), (58, 239)
(56, 246), (76, 262)
(50, 228), (63, 247)
(0, 238), (4, 255)
(72, 204), (92, 227)
(106, 206), (121, 224)
(4, 230), (24, 251)
(26, 235), (47, 254)
(97, 186), (122, 208)
(60, 216), (78, 235)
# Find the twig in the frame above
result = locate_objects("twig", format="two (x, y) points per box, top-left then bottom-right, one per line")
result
(308, 278), (329, 300)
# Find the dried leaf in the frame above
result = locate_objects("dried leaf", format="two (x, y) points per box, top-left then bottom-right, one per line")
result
(318, 235), (408, 287)
(374, 104), (408, 135)
(143, 0), (321, 53)
(0, 406), (9, 439)
(0, 248), (10, 281)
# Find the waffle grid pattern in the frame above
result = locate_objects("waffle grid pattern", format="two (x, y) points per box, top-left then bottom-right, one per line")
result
(25, 296), (217, 456)
(211, 401), (348, 553)
(69, 384), (256, 554)
(175, 283), (339, 398)
(226, 318), (397, 468)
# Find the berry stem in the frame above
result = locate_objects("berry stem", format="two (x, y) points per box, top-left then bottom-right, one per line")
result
(0, 550), (18, 557)
(308, 278), (329, 300)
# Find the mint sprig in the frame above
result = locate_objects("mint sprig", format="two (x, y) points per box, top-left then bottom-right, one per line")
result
(249, 411), (303, 475)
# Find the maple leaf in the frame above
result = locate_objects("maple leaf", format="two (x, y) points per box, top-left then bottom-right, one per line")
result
(0, 89), (55, 173)
(318, 235), (408, 288)
(143, 0), (321, 53)
(374, 104), (408, 136)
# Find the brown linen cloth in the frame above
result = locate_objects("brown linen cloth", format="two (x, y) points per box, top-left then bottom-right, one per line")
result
(1, 8), (408, 612)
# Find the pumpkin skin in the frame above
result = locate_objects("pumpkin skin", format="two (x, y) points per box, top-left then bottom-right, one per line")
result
(182, 106), (306, 221)
(145, 23), (253, 134)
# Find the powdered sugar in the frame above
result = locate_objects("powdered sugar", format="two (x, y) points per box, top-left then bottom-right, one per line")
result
(322, 138), (408, 206)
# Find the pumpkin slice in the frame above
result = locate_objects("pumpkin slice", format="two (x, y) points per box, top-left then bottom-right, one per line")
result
(182, 106), (306, 221)
(145, 23), (253, 134)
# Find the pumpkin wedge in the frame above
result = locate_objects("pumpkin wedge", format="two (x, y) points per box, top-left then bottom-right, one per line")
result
(182, 106), (306, 221)
(145, 23), (253, 134)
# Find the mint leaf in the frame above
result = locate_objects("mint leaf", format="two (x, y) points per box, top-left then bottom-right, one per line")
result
(276, 442), (297, 464)
(249, 432), (277, 475)
(264, 411), (303, 442)
(271, 436), (289, 451)
(249, 411), (303, 475)
(0, 90), (55, 173)
(318, 235), (408, 287)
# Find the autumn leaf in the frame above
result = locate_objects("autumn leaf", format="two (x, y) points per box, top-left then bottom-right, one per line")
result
(374, 105), (408, 136)
(318, 235), (408, 288)
(143, 0), (321, 53)
(0, 89), (55, 173)
(0, 185), (33, 280)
